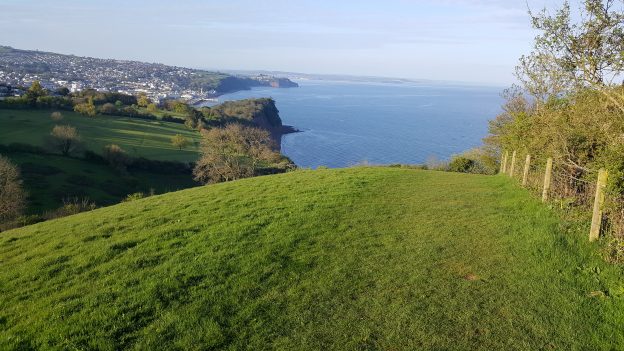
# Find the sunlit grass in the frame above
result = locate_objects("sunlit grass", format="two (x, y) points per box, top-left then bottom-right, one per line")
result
(0, 109), (201, 161)
(1, 168), (622, 349)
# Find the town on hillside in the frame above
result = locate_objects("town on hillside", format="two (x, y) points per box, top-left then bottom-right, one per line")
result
(0, 46), (298, 104)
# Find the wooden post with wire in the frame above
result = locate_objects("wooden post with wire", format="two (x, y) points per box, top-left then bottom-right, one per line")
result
(500, 151), (508, 174)
(589, 169), (608, 242)
(522, 154), (531, 187)
(542, 158), (553, 202)
(509, 150), (517, 177)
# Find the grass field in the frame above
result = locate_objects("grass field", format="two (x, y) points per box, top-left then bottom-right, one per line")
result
(1, 168), (623, 350)
(0, 109), (201, 162)
(4, 151), (198, 214)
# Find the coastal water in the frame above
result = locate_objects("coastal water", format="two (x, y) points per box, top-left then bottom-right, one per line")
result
(210, 80), (503, 168)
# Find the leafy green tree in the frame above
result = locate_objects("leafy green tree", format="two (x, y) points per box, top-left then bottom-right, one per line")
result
(147, 103), (158, 113)
(25, 80), (46, 104)
(518, 0), (624, 109)
(171, 134), (189, 150)
(137, 94), (150, 108)
(74, 98), (96, 117)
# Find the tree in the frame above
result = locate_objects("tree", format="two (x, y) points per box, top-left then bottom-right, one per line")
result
(193, 124), (281, 184)
(50, 111), (63, 121)
(50, 125), (81, 156)
(147, 103), (158, 113)
(74, 98), (97, 117)
(137, 94), (150, 108)
(25, 80), (46, 103)
(518, 0), (624, 109)
(171, 134), (189, 150)
(100, 103), (117, 114)
(103, 144), (130, 172)
(172, 101), (191, 114)
(0, 155), (26, 222)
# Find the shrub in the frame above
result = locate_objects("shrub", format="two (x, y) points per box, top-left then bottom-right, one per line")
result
(45, 197), (96, 219)
(123, 192), (146, 202)
(448, 156), (475, 173)
(50, 111), (63, 121)
(0, 155), (26, 223)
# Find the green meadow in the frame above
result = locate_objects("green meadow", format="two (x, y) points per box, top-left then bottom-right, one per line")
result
(0, 109), (201, 162)
(1, 168), (622, 350)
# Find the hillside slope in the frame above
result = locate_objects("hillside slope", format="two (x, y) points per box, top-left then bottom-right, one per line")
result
(0, 109), (201, 162)
(1, 168), (623, 350)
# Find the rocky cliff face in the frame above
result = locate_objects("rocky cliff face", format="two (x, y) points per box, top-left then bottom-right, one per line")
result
(268, 78), (299, 88)
(250, 99), (298, 151)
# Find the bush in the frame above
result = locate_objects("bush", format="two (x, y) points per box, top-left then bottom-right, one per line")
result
(44, 197), (96, 219)
(448, 156), (475, 173)
(50, 111), (63, 121)
(0, 155), (26, 223)
(123, 192), (146, 202)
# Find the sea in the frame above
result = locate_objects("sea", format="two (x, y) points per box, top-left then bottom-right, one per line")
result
(206, 79), (504, 169)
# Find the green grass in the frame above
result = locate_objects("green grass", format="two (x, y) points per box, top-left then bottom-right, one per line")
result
(4, 151), (197, 214)
(1, 168), (623, 350)
(0, 109), (201, 162)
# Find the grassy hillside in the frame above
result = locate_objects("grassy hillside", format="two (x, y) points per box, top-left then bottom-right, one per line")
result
(5, 151), (197, 214)
(1, 168), (623, 350)
(0, 109), (201, 162)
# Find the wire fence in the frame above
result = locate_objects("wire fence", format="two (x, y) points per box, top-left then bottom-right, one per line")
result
(500, 150), (622, 245)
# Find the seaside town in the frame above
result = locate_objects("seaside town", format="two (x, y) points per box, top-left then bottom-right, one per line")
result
(0, 46), (297, 103)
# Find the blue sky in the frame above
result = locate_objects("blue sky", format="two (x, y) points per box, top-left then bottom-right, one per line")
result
(0, 0), (572, 85)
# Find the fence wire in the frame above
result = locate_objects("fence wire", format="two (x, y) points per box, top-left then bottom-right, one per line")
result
(505, 155), (622, 239)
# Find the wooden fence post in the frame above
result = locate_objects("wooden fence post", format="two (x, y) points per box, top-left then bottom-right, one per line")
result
(509, 150), (517, 177)
(501, 151), (508, 174)
(522, 154), (531, 187)
(542, 158), (553, 203)
(589, 169), (608, 242)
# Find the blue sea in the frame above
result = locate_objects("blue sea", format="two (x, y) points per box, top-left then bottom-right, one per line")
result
(211, 80), (503, 168)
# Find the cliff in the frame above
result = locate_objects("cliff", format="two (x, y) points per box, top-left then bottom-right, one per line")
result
(203, 98), (298, 150)
(249, 98), (298, 149)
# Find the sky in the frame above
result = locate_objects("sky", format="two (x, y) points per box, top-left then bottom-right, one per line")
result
(0, 0), (575, 85)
